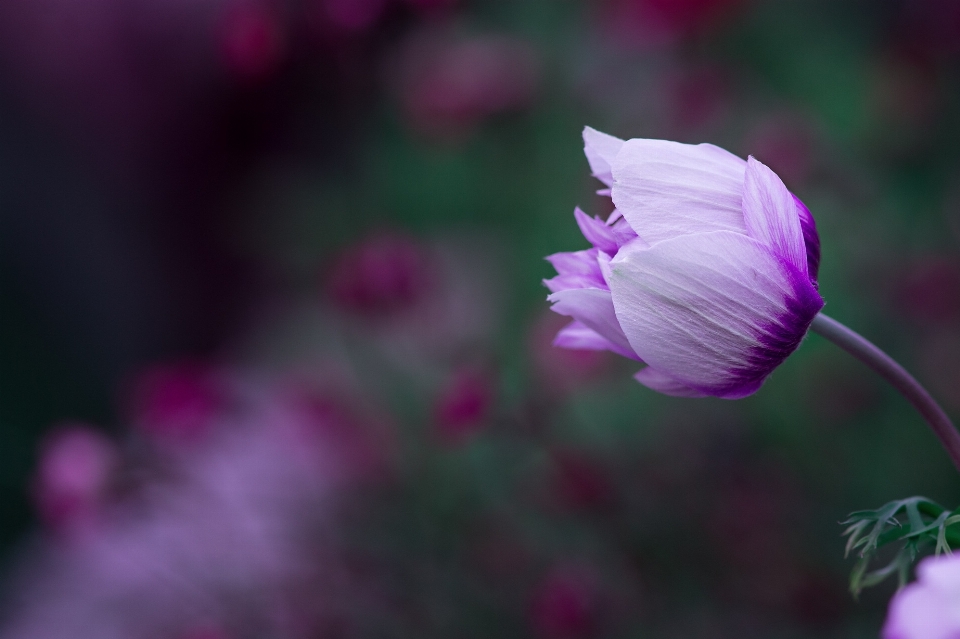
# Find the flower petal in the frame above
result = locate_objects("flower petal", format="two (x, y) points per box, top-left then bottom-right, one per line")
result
(742, 156), (808, 277)
(611, 138), (748, 245)
(794, 194), (820, 282)
(583, 127), (624, 188)
(544, 249), (606, 293)
(547, 287), (641, 361)
(608, 231), (823, 398)
(554, 320), (640, 360)
(574, 207), (620, 255)
(633, 367), (707, 398)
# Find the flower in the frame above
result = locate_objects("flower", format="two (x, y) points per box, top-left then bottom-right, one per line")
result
(32, 424), (118, 536)
(883, 553), (960, 639)
(544, 127), (824, 399)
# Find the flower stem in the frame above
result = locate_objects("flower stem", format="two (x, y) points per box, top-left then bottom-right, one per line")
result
(810, 313), (960, 473)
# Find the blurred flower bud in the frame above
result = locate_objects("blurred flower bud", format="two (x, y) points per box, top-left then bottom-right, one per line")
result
(530, 564), (600, 639)
(317, 0), (389, 34)
(599, 0), (743, 48)
(219, 2), (286, 82)
(32, 424), (117, 535)
(289, 389), (396, 484)
(127, 361), (226, 447)
(394, 31), (540, 140)
(433, 368), (495, 446)
(326, 233), (432, 318)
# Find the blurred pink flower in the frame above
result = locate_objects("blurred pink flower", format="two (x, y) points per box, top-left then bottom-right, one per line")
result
(5, 380), (377, 639)
(394, 30), (540, 139)
(326, 232), (433, 319)
(315, 0), (389, 34)
(433, 368), (495, 446)
(325, 233), (503, 365)
(530, 564), (600, 639)
(598, 0), (743, 48)
(31, 424), (118, 536)
(287, 388), (397, 484)
(218, 2), (286, 82)
(126, 361), (226, 447)
(883, 553), (960, 639)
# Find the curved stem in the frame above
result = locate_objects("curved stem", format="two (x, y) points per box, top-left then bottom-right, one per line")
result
(810, 313), (960, 473)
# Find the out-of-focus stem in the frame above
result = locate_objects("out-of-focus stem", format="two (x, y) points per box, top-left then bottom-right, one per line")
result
(810, 313), (960, 473)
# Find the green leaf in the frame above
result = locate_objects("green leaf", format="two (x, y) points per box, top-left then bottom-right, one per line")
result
(841, 496), (959, 597)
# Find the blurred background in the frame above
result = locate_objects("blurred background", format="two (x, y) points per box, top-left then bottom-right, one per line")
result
(2, 0), (960, 637)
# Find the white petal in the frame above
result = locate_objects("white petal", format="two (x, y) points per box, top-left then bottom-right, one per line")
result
(547, 287), (641, 361)
(608, 231), (822, 398)
(633, 367), (707, 398)
(611, 138), (748, 245)
(742, 156), (808, 277)
(583, 126), (624, 188)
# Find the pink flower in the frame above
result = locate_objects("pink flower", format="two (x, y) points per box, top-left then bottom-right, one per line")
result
(219, 3), (286, 82)
(326, 233), (432, 318)
(315, 0), (389, 34)
(529, 564), (600, 639)
(5, 382), (372, 639)
(433, 368), (495, 446)
(545, 127), (823, 398)
(394, 31), (540, 139)
(32, 424), (117, 535)
(126, 361), (226, 447)
(883, 553), (960, 639)
(598, 0), (744, 48)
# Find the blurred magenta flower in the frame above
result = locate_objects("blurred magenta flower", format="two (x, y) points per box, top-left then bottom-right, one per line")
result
(394, 30), (540, 140)
(32, 424), (117, 536)
(126, 361), (226, 447)
(314, 0), (389, 34)
(529, 563), (600, 639)
(326, 232), (432, 318)
(545, 127), (823, 398)
(218, 2), (286, 82)
(6, 378), (382, 639)
(599, 0), (743, 47)
(433, 368), (494, 446)
(883, 553), (960, 639)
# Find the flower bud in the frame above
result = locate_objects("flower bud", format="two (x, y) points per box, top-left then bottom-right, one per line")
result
(545, 127), (824, 398)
